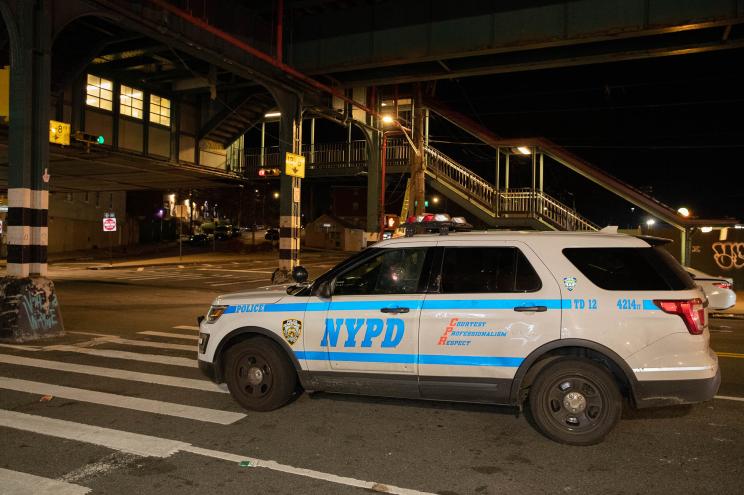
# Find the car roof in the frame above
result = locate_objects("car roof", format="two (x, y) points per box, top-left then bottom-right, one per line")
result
(374, 230), (650, 248)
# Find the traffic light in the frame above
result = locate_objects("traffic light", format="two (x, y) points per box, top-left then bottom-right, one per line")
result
(258, 168), (281, 177)
(74, 131), (105, 145)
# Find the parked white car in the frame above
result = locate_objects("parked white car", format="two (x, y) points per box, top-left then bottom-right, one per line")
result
(685, 267), (736, 311)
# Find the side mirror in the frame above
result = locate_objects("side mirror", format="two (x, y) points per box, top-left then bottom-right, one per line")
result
(315, 280), (332, 299)
(291, 265), (309, 283)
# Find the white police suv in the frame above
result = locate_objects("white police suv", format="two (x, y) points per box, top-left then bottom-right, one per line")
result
(197, 230), (720, 445)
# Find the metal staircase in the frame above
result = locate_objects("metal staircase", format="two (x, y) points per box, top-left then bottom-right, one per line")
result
(424, 145), (598, 231)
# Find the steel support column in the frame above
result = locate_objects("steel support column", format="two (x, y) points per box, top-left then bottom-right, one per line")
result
(365, 126), (381, 233)
(274, 90), (302, 281)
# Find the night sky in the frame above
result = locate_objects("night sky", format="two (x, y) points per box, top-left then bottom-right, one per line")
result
(431, 48), (744, 226)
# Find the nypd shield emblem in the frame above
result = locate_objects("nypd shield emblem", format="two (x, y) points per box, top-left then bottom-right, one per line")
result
(563, 276), (577, 292)
(282, 319), (302, 345)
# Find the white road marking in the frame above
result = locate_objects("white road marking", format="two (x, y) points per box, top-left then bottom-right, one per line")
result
(0, 377), (244, 424)
(60, 452), (138, 484)
(174, 325), (200, 331)
(136, 267), (144, 272)
(91, 336), (196, 352)
(0, 343), (41, 352)
(0, 410), (188, 457)
(0, 410), (434, 495)
(138, 331), (199, 341)
(0, 467), (91, 495)
(196, 268), (273, 274)
(715, 395), (744, 402)
(42, 346), (197, 368)
(208, 278), (268, 287)
(0, 354), (224, 393)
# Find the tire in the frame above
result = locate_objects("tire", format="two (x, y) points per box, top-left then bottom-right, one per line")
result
(224, 337), (297, 412)
(528, 358), (622, 445)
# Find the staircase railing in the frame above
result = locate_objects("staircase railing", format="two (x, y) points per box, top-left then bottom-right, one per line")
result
(424, 147), (598, 231)
(244, 139), (597, 231)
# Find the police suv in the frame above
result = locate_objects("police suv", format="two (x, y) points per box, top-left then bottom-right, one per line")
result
(197, 229), (720, 445)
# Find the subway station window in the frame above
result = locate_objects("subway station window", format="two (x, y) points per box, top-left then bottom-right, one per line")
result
(150, 95), (171, 127)
(86, 74), (113, 111)
(120, 85), (144, 119)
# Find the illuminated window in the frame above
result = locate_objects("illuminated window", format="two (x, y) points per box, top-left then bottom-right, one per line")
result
(120, 85), (144, 119)
(86, 74), (113, 111)
(149, 94), (171, 127)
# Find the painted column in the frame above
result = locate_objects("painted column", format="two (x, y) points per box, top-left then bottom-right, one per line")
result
(275, 90), (302, 280)
(365, 126), (381, 233)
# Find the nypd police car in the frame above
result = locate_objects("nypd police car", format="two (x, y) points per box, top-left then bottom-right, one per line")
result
(197, 230), (720, 445)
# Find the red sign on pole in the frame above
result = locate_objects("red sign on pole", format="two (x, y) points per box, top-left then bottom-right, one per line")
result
(103, 217), (117, 232)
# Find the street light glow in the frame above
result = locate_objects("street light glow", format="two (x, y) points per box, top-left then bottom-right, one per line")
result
(381, 115), (394, 124)
(273, 192), (279, 199)
(264, 111), (281, 118)
(645, 218), (656, 226)
(516, 146), (531, 155)
(700, 226), (713, 233)
(432, 196), (440, 204)
(677, 207), (690, 217)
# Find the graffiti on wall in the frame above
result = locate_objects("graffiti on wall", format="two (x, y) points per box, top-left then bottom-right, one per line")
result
(20, 285), (60, 331)
(712, 242), (744, 271)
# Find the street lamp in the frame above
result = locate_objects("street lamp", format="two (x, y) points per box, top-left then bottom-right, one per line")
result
(700, 226), (713, 233)
(645, 218), (656, 226)
(273, 192), (280, 199)
(677, 207), (690, 217)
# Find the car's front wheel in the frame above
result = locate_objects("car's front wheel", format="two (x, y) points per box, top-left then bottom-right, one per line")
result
(224, 338), (297, 412)
(528, 358), (622, 445)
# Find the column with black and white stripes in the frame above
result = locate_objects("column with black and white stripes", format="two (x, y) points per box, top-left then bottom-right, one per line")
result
(275, 91), (302, 280)
(6, 0), (50, 277)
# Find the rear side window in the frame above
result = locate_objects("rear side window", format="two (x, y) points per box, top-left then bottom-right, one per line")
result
(563, 247), (695, 291)
(439, 247), (542, 293)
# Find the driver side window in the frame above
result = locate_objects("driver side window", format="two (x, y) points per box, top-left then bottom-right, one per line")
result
(333, 248), (428, 296)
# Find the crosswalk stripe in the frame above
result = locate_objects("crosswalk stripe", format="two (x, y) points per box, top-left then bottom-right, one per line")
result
(0, 468), (91, 495)
(0, 410), (434, 495)
(208, 278), (268, 287)
(0, 354), (225, 393)
(0, 377), (245, 424)
(42, 346), (197, 367)
(138, 331), (199, 341)
(174, 325), (200, 331)
(0, 410), (188, 457)
(92, 336), (196, 352)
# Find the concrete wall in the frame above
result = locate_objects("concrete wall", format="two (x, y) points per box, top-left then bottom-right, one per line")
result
(47, 191), (138, 253)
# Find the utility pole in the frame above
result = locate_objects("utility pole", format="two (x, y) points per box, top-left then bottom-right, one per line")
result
(411, 83), (425, 215)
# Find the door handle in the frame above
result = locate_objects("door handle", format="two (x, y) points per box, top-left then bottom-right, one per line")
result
(513, 305), (548, 312)
(381, 307), (410, 314)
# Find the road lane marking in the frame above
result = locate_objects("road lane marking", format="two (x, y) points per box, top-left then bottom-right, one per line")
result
(91, 336), (196, 352)
(196, 268), (273, 274)
(0, 467), (91, 495)
(42, 346), (197, 367)
(138, 331), (199, 341)
(0, 410), (188, 457)
(0, 354), (225, 393)
(208, 278), (268, 287)
(174, 325), (200, 331)
(0, 410), (434, 495)
(715, 395), (744, 402)
(0, 377), (244, 424)
(716, 352), (744, 359)
(0, 343), (41, 352)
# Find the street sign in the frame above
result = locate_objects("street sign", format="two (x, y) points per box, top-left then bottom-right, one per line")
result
(102, 217), (117, 232)
(285, 152), (305, 178)
(49, 120), (71, 146)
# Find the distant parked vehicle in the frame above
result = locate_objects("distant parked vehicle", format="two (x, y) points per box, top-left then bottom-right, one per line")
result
(265, 228), (279, 241)
(187, 233), (212, 246)
(686, 267), (736, 311)
(214, 225), (233, 241)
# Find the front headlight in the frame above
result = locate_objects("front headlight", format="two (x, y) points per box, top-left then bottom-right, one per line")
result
(206, 305), (229, 323)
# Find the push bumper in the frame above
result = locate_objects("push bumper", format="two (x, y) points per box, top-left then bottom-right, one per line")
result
(634, 367), (721, 409)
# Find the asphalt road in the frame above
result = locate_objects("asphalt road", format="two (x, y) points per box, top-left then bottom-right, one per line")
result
(1, 256), (743, 495)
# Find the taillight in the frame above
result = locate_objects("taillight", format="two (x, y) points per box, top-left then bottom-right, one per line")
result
(713, 282), (732, 290)
(654, 298), (706, 335)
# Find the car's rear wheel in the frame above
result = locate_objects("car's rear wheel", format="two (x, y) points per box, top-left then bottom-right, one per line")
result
(528, 358), (621, 445)
(224, 338), (297, 411)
